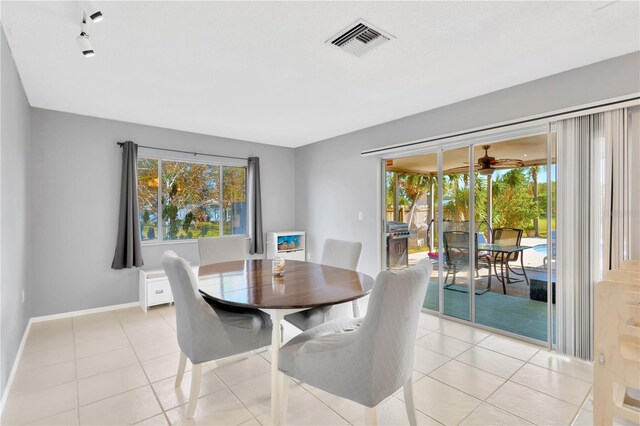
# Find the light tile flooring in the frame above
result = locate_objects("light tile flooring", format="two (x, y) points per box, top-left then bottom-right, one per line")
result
(1, 305), (597, 426)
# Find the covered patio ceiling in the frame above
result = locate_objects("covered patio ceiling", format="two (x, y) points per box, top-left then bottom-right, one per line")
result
(386, 133), (554, 175)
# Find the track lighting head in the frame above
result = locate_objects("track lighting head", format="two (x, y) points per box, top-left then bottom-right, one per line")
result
(79, 1), (103, 23)
(77, 13), (95, 57)
(76, 32), (94, 57)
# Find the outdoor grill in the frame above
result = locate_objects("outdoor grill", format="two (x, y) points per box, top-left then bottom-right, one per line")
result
(385, 221), (410, 269)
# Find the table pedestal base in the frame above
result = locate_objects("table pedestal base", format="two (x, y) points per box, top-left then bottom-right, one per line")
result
(261, 308), (304, 426)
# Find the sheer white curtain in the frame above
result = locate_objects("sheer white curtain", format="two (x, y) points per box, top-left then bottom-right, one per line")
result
(556, 109), (626, 361)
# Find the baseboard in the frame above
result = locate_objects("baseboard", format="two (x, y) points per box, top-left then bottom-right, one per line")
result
(30, 301), (139, 323)
(0, 320), (32, 415)
(1, 300), (139, 416)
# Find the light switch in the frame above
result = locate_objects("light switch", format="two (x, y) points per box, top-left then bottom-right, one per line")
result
(358, 212), (363, 220)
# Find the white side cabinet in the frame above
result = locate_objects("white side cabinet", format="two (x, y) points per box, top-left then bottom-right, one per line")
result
(139, 269), (174, 312)
(266, 231), (306, 261)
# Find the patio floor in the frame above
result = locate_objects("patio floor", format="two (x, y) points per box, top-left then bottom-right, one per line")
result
(411, 236), (556, 343)
(423, 284), (555, 342)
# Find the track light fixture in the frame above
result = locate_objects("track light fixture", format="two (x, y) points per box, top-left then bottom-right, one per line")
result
(79, 1), (103, 23)
(76, 13), (95, 57)
(75, 1), (102, 57)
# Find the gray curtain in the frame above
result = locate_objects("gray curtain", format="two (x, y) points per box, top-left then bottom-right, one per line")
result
(111, 141), (144, 269)
(247, 157), (263, 254)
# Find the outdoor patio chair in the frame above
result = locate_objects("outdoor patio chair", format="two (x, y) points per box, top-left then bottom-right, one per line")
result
(427, 219), (492, 259)
(491, 227), (524, 282)
(443, 231), (492, 290)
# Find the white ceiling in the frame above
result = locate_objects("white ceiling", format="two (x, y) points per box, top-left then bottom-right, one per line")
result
(2, 1), (639, 148)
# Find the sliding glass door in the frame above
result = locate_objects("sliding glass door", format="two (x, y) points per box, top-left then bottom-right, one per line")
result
(471, 133), (556, 342)
(441, 146), (472, 321)
(384, 152), (440, 311)
(383, 125), (557, 345)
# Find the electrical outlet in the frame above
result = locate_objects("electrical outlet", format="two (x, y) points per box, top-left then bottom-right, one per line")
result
(306, 252), (311, 261)
(358, 211), (363, 220)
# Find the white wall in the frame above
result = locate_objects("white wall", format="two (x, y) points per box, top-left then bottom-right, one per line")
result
(295, 52), (640, 278)
(29, 109), (295, 316)
(1, 27), (31, 397)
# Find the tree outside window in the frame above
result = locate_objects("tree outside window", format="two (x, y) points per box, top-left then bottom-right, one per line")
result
(137, 157), (247, 241)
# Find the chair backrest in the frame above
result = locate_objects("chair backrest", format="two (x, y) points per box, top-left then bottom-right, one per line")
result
(321, 239), (362, 270)
(442, 220), (470, 233)
(443, 231), (469, 264)
(198, 235), (249, 265)
(162, 250), (270, 364)
(492, 228), (523, 261)
(161, 250), (214, 362)
(358, 260), (432, 403)
(444, 231), (487, 264)
(493, 228), (523, 245)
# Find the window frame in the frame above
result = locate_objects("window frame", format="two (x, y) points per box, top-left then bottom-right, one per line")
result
(137, 147), (248, 245)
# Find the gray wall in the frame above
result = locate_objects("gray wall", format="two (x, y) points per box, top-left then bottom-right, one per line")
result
(1, 28), (31, 397)
(295, 52), (640, 278)
(29, 109), (296, 316)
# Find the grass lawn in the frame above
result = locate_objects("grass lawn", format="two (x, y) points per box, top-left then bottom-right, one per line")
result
(141, 221), (235, 241)
(536, 217), (556, 237)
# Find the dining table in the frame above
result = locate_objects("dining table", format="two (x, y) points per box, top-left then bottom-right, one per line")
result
(477, 243), (531, 292)
(198, 258), (374, 425)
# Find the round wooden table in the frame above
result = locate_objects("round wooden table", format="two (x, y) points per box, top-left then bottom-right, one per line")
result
(198, 259), (374, 425)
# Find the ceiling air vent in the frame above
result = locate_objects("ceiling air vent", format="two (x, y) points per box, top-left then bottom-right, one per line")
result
(327, 20), (394, 57)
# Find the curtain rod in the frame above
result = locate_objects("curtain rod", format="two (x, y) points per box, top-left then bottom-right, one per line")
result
(116, 142), (248, 161)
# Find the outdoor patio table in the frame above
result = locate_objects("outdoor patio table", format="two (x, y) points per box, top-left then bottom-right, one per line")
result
(477, 244), (531, 293)
(197, 259), (374, 426)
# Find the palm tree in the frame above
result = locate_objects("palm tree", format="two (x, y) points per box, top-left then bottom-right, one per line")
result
(502, 168), (526, 188)
(398, 173), (430, 228)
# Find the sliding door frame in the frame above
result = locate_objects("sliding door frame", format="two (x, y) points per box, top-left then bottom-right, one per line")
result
(469, 145), (476, 323)
(381, 124), (555, 347)
(546, 123), (554, 349)
(379, 97), (640, 347)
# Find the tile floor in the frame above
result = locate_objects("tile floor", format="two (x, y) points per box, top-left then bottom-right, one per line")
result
(1, 305), (597, 426)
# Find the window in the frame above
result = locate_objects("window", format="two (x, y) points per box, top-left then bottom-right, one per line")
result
(137, 155), (247, 242)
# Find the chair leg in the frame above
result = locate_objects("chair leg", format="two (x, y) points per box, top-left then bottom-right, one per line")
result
(444, 266), (450, 284)
(175, 352), (187, 387)
(281, 373), (290, 424)
(352, 300), (361, 318)
(403, 377), (417, 426)
(187, 363), (202, 419)
(364, 406), (378, 426)
(493, 259), (501, 282)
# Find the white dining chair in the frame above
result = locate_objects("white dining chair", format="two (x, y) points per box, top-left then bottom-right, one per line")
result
(278, 260), (432, 426)
(284, 239), (363, 331)
(197, 234), (250, 265)
(161, 251), (272, 419)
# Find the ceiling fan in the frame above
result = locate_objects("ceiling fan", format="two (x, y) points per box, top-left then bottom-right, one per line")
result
(445, 145), (524, 176)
